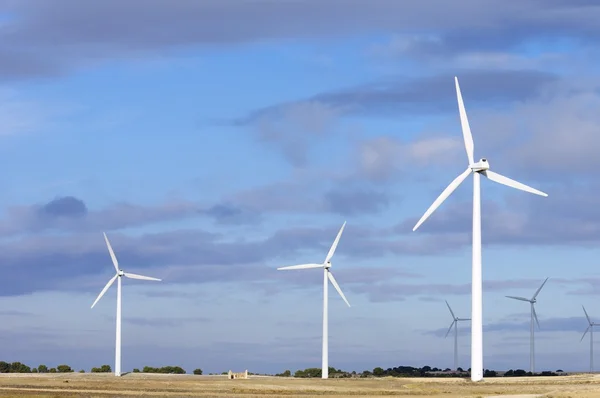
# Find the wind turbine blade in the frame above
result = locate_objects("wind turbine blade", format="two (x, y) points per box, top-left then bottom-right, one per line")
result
(325, 221), (346, 263)
(506, 295), (530, 302)
(483, 170), (548, 197)
(582, 325), (591, 342)
(445, 300), (456, 319)
(583, 305), (592, 325)
(532, 305), (540, 329)
(445, 320), (456, 338)
(412, 167), (471, 231)
(91, 274), (118, 309)
(123, 272), (161, 281)
(455, 76), (474, 165)
(460, 318), (472, 321)
(277, 263), (323, 271)
(531, 277), (549, 301)
(327, 271), (350, 307)
(103, 232), (120, 272)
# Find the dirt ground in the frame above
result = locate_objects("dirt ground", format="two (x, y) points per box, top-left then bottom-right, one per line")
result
(0, 372), (598, 397)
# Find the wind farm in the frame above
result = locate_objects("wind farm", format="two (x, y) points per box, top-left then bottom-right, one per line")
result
(3, 1), (600, 396)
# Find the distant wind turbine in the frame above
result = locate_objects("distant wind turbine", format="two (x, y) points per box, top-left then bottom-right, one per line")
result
(506, 277), (549, 374)
(412, 76), (548, 381)
(91, 232), (161, 376)
(581, 305), (598, 373)
(444, 300), (471, 371)
(277, 222), (350, 380)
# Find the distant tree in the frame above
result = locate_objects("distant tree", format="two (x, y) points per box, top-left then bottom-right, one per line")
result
(142, 366), (186, 374)
(57, 365), (73, 373)
(373, 367), (385, 377)
(0, 362), (9, 373)
(49, 368), (57, 373)
(193, 368), (203, 375)
(133, 368), (140, 373)
(9, 362), (31, 373)
(79, 370), (85, 373)
(444, 368), (451, 372)
(457, 367), (464, 372)
(556, 369), (564, 373)
(484, 369), (497, 377)
(31, 368), (38, 373)
(91, 365), (112, 373)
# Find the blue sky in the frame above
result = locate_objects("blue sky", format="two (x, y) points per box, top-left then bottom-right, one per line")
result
(2, 0), (600, 374)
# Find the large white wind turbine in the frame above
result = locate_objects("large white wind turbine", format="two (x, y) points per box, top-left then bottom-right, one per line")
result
(412, 77), (548, 381)
(506, 277), (549, 374)
(277, 222), (350, 380)
(444, 300), (471, 371)
(581, 305), (598, 373)
(91, 232), (161, 376)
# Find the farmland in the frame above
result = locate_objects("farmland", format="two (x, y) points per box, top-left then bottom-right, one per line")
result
(0, 372), (598, 397)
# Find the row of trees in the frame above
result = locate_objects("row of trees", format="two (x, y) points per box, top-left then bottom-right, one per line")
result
(0, 362), (78, 374)
(275, 366), (566, 378)
(0, 362), (203, 375)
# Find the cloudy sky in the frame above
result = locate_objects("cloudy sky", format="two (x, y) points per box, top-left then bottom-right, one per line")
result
(1, 0), (600, 374)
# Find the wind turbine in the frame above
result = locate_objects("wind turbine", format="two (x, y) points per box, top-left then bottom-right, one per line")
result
(411, 76), (548, 382)
(581, 305), (598, 373)
(506, 277), (549, 375)
(91, 232), (161, 376)
(444, 300), (471, 371)
(277, 222), (350, 379)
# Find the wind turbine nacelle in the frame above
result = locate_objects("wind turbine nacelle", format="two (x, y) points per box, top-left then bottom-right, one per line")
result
(470, 158), (490, 172)
(324, 261), (332, 269)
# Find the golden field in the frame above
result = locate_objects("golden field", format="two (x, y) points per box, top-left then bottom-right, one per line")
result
(0, 372), (598, 397)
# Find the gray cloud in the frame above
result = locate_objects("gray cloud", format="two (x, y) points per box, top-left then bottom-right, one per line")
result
(1, 1), (600, 80)
(0, 222), (411, 297)
(240, 70), (558, 123)
(37, 196), (87, 218)
(426, 316), (587, 338)
(0, 196), (200, 237)
(200, 203), (262, 226)
(395, 177), (600, 252)
(203, 178), (394, 224)
(349, 278), (561, 303)
(242, 101), (345, 167)
(322, 188), (391, 215)
(124, 316), (210, 327)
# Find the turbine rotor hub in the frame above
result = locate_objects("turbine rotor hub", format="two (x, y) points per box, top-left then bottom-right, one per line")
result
(325, 261), (331, 269)
(470, 158), (490, 172)
(118, 270), (124, 276)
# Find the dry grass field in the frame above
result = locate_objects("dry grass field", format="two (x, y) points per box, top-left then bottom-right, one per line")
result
(0, 372), (598, 397)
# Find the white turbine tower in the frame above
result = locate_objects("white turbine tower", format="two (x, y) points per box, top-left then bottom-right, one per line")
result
(444, 300), (471, 371)
(277, 222), (350, 380)
(581, 305), (598, 373)
(412, 77), (548, 381)
(91, 232), (162, 376)
(506, 277), (549, 375)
